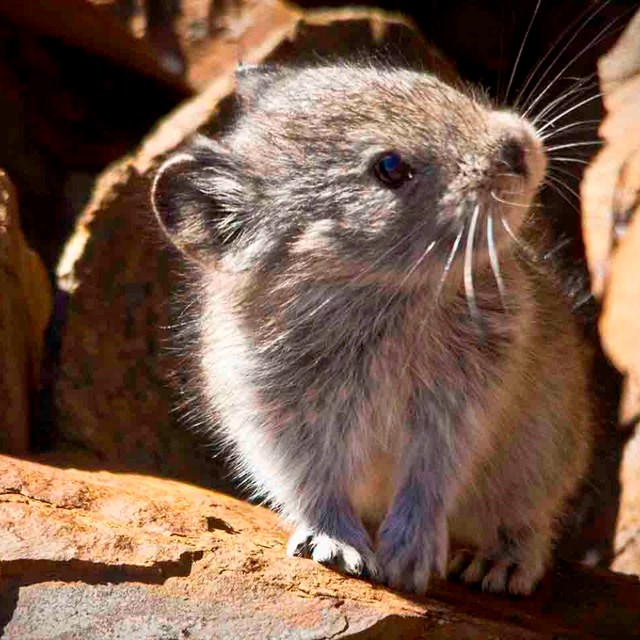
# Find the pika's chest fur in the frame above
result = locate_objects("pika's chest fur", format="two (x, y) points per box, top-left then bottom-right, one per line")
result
(237, 277), (519, 524)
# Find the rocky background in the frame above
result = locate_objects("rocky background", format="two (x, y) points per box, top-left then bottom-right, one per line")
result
(1, 0), (639, 637)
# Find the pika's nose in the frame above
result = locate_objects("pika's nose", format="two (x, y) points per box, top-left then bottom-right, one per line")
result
(489, 110), (547, 190)
(500, 138), (528, 177)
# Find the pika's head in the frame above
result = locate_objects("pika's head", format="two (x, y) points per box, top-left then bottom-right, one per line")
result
(152, 64), (546, 284)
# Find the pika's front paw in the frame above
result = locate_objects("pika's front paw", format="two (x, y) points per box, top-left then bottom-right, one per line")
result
(376, 514), (448, 595)
(286, 525), (381, 581)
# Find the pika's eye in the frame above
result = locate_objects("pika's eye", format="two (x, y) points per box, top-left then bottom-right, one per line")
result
(374, 152), (414, 189)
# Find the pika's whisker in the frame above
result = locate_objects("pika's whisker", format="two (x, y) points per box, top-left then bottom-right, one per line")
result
(504, 0), (541, 104)
(490, 191), (531, 208)
(540, 118), (600, 141)
(573, 290), (595, 311)
(437, 225), (465, 299)
(546, 141), (602, 152)
(530, 80), (597, 128)
(521, 0), (621, 117)
(543, 236), (573, 261)
(487, 213), (507, 309)
(550, 165), (582, 183)
(301, 217), (433, 322)
(464, 204), (481, 322)
(546, 171), (581, 200)
(537, 92), (604, 134)
(501, 216), (538, 263)
(545, 174), (581, 213)
(550, 156), (589, 166)
(514, 0), (606, 109)
(371, 239), (438, 331)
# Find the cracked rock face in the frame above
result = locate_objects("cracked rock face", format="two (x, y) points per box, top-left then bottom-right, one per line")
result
(1, 454), (640, 639)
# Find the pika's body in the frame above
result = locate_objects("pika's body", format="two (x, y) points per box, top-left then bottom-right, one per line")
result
(152, 64), (592, 595)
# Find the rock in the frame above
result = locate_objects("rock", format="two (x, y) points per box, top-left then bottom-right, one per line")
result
(0, 7), (189, 268)
(1, 454), (639, 639)
(0, 172), (52, 454)
(581, 8), (640, 578)
(0, 0), (190, 94)
(53, 3), (453, 486)
(585, 18), (640, 440)
(615, 425), (640, 575)
(93, 0), (460, 91)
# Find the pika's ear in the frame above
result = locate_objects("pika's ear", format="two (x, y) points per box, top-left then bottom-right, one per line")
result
(235, 63), (283, 109)
(151, 137), (245, 264)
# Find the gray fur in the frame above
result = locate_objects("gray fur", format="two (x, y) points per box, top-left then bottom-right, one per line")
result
(151, 63), (592, 595)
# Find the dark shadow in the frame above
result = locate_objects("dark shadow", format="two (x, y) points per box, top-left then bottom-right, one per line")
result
(343, 562), (640, 639)
(555, 336), (630, 567)
(0, 551), (203, 588)
(428, 562), (640, 639)
(0, 17), (188, 270)
(0, 551), (203, 635)
(341, 615), (436, 640)
(0, 587), (18, 639)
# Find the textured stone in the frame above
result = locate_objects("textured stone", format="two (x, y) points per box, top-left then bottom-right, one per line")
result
(0, 171), (52, 454)
(1, 454), (639, 639)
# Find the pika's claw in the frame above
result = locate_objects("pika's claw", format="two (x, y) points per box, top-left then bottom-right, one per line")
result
(287, 525), (381, 581)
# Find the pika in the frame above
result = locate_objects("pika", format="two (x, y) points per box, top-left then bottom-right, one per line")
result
(151, 63), (592, 595)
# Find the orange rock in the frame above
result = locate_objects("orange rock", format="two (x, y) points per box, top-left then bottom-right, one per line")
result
(581, 8), (640, 369)
(580, 7), (640, 581)
(0, 171), (52, 454)
(1, 454), (639, 638)
(581, 10), (640, 300)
